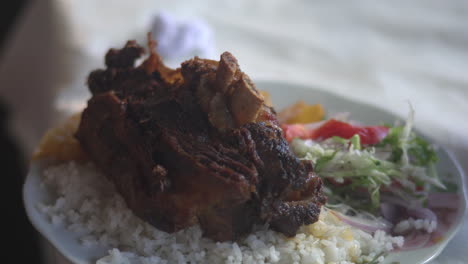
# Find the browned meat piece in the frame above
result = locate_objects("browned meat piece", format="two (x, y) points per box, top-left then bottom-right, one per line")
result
(76, 39), (326, 241)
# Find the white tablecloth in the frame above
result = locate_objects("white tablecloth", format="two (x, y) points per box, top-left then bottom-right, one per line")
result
(1, 0), (466, 263)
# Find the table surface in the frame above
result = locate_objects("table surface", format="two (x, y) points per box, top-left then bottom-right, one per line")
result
(1, 0), (467, 263)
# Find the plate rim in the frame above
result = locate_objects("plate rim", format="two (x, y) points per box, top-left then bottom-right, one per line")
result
(257, 80), (468, 263)
(23, 80), (468, 264)
(23, 161), (91, 264)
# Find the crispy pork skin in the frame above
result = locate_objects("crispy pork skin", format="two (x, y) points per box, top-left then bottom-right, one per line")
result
(76, 40), (326, 241)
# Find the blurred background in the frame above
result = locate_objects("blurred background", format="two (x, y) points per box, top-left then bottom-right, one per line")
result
(1, 0), (467, 263)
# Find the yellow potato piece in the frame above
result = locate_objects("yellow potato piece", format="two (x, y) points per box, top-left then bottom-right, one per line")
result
(259, 90), (272, 107)
(33, 112), (87, 162)
(278, 101), (324, 124)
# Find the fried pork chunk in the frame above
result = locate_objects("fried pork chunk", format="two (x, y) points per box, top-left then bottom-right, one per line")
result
(76, 39), (326, 241)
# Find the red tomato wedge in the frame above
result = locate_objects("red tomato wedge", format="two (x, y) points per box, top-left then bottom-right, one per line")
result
(309, 119), (389, 145)
(281, 124), (309, 142)
(281, 119), (389, 145)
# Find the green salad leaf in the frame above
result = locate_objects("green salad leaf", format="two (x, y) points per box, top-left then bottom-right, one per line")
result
(291, 109), (443, 212)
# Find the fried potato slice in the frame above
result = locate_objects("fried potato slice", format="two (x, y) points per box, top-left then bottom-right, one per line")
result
(33, 113), (87, 162)
(278, 101), (324, 124)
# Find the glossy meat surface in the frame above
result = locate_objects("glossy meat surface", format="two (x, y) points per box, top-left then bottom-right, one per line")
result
(76, 40), (326, 241)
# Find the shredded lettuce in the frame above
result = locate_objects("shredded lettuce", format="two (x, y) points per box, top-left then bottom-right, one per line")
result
(291, 109), (443, 213)
(350, 134), (361, 150)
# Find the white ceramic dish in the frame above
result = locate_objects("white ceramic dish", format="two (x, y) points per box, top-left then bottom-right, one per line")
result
(24, 81), (467, 264)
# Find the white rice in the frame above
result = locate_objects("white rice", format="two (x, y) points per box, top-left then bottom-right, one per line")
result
(38, 161), (403, 264)
(393, 218), (437, 234)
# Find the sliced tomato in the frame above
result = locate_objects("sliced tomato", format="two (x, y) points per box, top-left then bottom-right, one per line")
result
(281, 124), (309, 142)
(309, 119), (389, 145)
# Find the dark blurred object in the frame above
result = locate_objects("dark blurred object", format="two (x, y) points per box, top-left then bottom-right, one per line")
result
(1, 0), (43, 263)
(0, 101), (42, 263)
(0, 0), (28, 52)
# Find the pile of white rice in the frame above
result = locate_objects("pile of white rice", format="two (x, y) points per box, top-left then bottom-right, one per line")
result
(39, 161), (403, 264)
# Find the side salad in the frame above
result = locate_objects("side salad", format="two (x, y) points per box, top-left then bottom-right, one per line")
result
(280, 101), (460, 249)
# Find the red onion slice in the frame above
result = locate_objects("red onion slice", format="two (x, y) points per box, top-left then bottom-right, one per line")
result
(406, 207), (437, 223)
(330, 210), (392, 234)
(428, 193), (459, 209)
(380, 202), (401, 223)
(399, 231), (431, 251)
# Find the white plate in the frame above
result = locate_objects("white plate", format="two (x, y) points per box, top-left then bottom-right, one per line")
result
(24, 81), (467, 264)
(24, 161), (108, 264)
